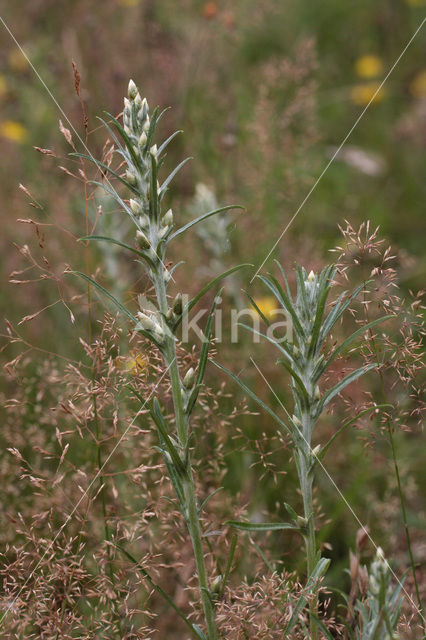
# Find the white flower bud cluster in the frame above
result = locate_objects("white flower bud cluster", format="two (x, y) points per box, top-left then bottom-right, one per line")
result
(123, 80), (174, 262)
(136, 311), (164, 344)
(368, 546), (389, 596)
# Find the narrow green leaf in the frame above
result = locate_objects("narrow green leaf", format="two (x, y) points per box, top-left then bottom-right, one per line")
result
(310, 613), (337, 640)
(238, 323), (295, 364)
(316, 364), (377, 417)
(150, 398), (186, 474)
(70, 152), (139, 195)
(245, 291), (271, 327)
(321, 280), (372, 340)
(321, 315), (392, 374)
(159, 157), (192, 195)
(68, 271), (136, 322)
(318, 404), (393, 461)
(198, 487), (223, 515)
(168, 205), (243, 242)
(149, 151), (159, 221)
(219, 534), (237, 598)
(79, 235), (146, 259)
(103, 110), (143, 170)
(226, 520), (300, 532)
(257, 275), (304, 339)
(145, 105), (159, 150)
(273, 259), (293, 301)
(173, 264), (251, 330)
(186, 292), (221, 416)
(157, 130), (182, 156)
(284, 503), (298, 523)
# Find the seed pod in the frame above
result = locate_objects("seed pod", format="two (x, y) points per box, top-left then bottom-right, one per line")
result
(130, 199), (143, 215)
(136, 230), (150, 250)
(173, 293), (183, 315)
(128, 79), (138, 100)
(183, 367), (195, 389)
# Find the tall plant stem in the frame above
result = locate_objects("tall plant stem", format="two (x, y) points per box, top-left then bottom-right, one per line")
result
(152, 268), (218, 640)
(296, 415), (318, 640)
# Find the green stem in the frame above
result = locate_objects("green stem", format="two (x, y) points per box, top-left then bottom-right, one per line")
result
(153, 266), (218, 640)
(297, 443), (318, 640)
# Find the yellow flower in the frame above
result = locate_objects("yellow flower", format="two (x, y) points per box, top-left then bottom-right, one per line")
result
(115, 351), (148, 376)
(410, 70), (426, 98)
(0, 74), (7, 97)
(254, 296), (279, 321)
(350, 83), (386, 106)
(355, 55), (384, 79)
(8, 49), (29, 73)
(0, 120), (28, 143)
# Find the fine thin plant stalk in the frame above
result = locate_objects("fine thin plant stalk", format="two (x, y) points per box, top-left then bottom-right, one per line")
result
(72, 79), (245, 639)
(216, 262), (391, 637)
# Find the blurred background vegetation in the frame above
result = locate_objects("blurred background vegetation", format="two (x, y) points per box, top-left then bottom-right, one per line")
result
(0, 0), (425, 635)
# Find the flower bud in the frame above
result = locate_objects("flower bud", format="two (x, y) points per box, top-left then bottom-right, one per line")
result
(311, 445), (321, 457)
(128, 79), (138, 100)
(143, 118), (150, 132)
(293, 345), (299, 357)
(297, 515), (308, 528)
(136, 312), (156, 332)
(153, 326), (164, 343)
(124, 124), (132, 136)
(163, 268), (171, 284)
(162, 209), (173, 227)
(173, 293), (183, 315)
(307, 270), (315, 283)
(210, 575), (222, 594)
(150, 144), (158, 158)
(134, 92), (142, 109)
(138, 214), (149, 229)
(314, 385), (321, 400)
(139, 131), (147, 147)
(292, 414), (302, 428)
(158, 226), (170, 240)
(183, 367), (195, 389)
(166, 308), (176, 323)
(125, 170), (137, 186)
(130, 199), (143, 215)
(136, 230), (150, 250)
